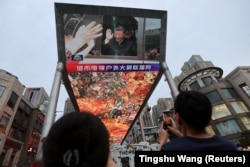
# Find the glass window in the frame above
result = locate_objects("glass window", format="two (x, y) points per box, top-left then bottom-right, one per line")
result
(15, 109), (23, 120)
(206, 91), (222, 103)
(33, 90), (40, 100)
(239, 83), (250, 98)
(202, 62), (208, 68)
(22, 114), (29, 128)
(189, 81), (200, 90)
(188, 55), (202, 67)
(222, 88), (239, 99)
(216, 119), (241, 136)
(212, 104), (231, 120)
(231, 101), (249, 113)
(183, 70), (187, 77)
(10, 128), (25, 141)
(7, 92), (19, 109)
(0, 112), (11, 133)
(240, 116), (250, 130)
(0, 85), (5, 97)
(24, 88), (41, 102)
(202, 76), (212, 86)
(206, 125), (215, 135)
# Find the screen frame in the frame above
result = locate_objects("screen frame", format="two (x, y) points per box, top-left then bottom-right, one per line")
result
(55, 3), (167, 63)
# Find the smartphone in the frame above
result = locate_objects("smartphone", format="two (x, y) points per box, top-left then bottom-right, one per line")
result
(163, 114), (172, 129)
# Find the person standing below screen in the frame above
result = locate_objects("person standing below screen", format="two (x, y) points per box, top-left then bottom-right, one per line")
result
(42, 111), (117, 167)
(158, 91), (237, 151)
(102, 26), (137, 56)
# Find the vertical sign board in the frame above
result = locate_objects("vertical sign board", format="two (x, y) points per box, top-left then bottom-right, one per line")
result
(54, 3), (167, 145)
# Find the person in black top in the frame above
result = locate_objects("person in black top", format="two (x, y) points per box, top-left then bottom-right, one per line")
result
(158, 91), (237, 151)
(42, 112), (117, 167)
(102, 26), (137, 56)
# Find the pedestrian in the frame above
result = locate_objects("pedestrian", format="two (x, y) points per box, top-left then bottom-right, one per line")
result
(42, 111), (117, 167)
(158, 91), (237, 151)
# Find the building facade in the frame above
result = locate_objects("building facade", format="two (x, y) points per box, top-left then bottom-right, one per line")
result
(0, 70), (25, 166)
(0, 69), (49, 167)
(64, 98), (75, 114)
(174, 55), (250, 149)
(23, 87), (49, 108)
(14, 97), (46, 167)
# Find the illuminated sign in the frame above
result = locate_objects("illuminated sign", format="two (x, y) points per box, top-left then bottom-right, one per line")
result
(66, 63), (160, 72)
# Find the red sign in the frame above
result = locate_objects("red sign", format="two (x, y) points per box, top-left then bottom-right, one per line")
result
(37, 113), (45, 122)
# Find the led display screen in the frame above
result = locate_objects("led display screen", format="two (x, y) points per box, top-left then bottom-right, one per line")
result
(55, 3), (167, 144)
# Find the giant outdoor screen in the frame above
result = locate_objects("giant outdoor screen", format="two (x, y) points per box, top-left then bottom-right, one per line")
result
(55, 3), (167, 144)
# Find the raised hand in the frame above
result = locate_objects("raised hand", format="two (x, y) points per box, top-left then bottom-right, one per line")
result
(66, 21), (103, 54)
(105, 28), (113, 43)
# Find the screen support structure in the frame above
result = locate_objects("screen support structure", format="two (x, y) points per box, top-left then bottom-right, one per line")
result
(36, 62), (64, 160)
(139, 114), (146, 142)
(162, 62), (179, 99)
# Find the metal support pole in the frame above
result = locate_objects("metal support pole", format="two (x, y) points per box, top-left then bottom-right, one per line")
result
(36, 62), (64, 160)
(139, 115), (145, 142)
(161, 62), (179, 99)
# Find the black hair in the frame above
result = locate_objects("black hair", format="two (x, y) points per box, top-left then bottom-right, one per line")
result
(43, 111), (110, 167)
(114, 26), (125, 32)
(174, 91), (212, 130)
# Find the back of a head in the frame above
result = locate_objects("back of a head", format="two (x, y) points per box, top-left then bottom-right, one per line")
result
(43, 111), (109, 167)
(174, 91), (212, 130)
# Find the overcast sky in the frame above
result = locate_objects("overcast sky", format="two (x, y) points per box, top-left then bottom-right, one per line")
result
(1, 0), (250, 119)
